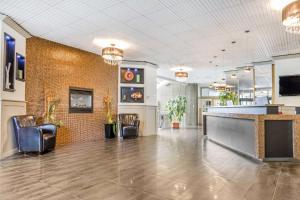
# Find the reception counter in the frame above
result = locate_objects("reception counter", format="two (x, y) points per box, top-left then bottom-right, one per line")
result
(203, 105), (300, 161)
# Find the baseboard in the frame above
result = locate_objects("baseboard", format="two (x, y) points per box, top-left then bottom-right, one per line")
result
(0, 148), (18, 160)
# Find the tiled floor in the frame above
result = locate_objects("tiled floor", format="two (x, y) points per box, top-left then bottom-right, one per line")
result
(0, 128), (300, 200)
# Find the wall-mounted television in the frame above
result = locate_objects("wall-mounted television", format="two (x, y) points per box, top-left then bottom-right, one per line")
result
(279, 75), (300, 96)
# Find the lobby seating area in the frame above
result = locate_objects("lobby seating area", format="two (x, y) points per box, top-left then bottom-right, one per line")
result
(1, 0), (300, 200)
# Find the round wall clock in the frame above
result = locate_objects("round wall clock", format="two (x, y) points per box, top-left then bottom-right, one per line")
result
(124, 70), (134, 81)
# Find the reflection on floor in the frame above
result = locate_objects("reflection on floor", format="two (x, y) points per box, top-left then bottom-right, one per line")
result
(0, 128), (300, 200)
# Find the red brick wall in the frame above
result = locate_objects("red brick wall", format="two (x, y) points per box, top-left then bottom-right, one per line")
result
(26, 37), (118, 144)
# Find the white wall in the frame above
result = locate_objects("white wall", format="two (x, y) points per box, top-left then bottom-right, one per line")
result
(274, 56), (300, 106)
(118, 61), (158, 136)
(0, 16), (27, 159)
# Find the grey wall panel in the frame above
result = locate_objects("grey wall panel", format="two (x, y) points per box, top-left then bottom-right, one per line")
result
(207, 116), (256, 157)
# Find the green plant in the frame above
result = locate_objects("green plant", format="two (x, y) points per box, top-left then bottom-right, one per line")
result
(44, 98), (63, 127)
(166, 96), (187, 123)
(219, 91), (239, 106)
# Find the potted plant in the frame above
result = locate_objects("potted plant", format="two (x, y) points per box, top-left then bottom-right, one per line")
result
(219, 91), (239, 106)
(166, 96), (187, 129)
(43, 97), (63, 127)
(103, 89), (116, 139)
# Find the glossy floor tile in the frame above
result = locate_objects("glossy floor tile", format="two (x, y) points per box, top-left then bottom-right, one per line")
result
(0, 128), (299, 200)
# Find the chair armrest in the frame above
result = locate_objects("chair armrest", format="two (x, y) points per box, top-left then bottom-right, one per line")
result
(39, 124), (57, 135)
(18, 127), (43, 152)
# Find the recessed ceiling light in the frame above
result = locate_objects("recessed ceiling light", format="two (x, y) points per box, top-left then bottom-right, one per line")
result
(93, 38), (130, 50)
(209, 61), (213, 63)
(213, 56), (217, 58)
(215, 65), (219, 67)
(231, 41), (236, 44)
(170, 66), (193, 72)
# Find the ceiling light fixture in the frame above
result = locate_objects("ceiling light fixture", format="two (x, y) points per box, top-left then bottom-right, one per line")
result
(271, 0), (296, 10)
(101, 44), (123, 65)
(175, 69), (188, 82)
(244, 30), (254, 68)
(282, 0), (300, 34)
(231, 74), (237, 79)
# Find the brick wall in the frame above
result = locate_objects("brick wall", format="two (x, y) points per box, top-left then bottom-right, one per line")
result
(26, 37), (118, 145)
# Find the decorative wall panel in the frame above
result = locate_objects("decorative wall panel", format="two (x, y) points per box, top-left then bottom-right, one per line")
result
(26, 37), (118, 145)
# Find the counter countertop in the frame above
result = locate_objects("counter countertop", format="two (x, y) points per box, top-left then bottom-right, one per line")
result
(203, 112), (300, 121)
(208, 104), (283, 108)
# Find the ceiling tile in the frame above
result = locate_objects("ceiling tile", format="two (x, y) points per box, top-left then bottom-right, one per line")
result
(101, 2), (142, 22)
(2, 0), (300, 84)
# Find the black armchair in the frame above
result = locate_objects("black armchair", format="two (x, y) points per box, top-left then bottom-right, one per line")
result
(118, 114), (140, 138)
(12, 115), (57, 153)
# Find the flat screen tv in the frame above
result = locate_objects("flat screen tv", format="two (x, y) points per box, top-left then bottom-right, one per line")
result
(279, 75), (300, 96)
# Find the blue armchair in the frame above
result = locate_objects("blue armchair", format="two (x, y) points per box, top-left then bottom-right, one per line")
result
(12, 115), (57, 153)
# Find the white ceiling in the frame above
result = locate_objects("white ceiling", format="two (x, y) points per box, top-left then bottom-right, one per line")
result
(1, 0), (299, 84)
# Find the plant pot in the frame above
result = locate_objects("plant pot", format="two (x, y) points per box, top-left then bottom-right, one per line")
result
(104, 123), (116, 139)
(172, 122), (180, 129)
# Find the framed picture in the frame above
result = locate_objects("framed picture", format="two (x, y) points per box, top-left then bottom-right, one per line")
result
(120, 87), (144, 103)
(69, 87), (93, 113)
(120, 67), (144, 84)
(3, 33), (15, 91)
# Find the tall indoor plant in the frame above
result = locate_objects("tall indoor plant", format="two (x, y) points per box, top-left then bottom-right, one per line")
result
(103, 89), (116, 139)
(166, 96), (187, 129)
